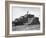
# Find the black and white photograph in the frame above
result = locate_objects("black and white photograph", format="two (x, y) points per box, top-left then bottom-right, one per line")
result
(12, 7), (40, 31)
(5, 1), (45, 37)
(9, 3), (44, 34)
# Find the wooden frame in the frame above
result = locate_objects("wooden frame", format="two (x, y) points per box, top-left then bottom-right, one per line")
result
(5, 1), (45, 37)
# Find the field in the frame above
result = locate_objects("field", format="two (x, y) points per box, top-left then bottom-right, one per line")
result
(12, 25), (40, 31)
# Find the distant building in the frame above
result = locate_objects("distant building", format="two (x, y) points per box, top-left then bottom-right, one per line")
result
(12, 11), (40, 26)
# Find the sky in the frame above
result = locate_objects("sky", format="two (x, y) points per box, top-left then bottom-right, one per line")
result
(12, 6), (40, 21)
